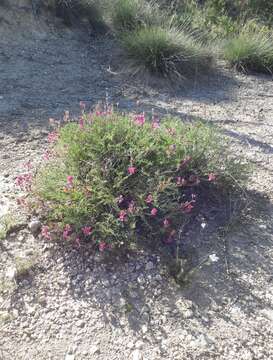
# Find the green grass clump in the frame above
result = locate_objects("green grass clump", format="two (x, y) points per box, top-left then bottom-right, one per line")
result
(121, 26), (214, 78)
(33, 111), (248, 251)
(111, 0), (161, 32)
(223, 27), (273, 74)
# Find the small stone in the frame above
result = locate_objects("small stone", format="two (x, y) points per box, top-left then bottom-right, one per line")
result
(28, 220), (41, 234)
(145, 261), (154, 271)
(131, 349), (143, 360)
(89, 345), (100, 355)
(77, 320), (85, 328)
(137, 275), (145, 285)
(135, 340), (144, 349)
(127, 341), (135, 349)
(183, 309), (194, 319)
(65, 355), (75, 360)
(141, 324), (148, 334)
(6, 267), (17, 281)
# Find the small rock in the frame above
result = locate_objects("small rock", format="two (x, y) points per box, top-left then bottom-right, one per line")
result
(65, 355), (75, 360)
(183, 309), (194, 319)
(154, 274), (162, 282)
(145, 261), (154, 271)
(28, 220), (41, 234)
(89, 345), (100, 355)
(135, 340), (144, 349)
(141, 324), (148, 334)
(131, 349), (143, 360)
(6, 267), (17, 281)
(127, 341), (135, 349)
(137, 275), (145, 285)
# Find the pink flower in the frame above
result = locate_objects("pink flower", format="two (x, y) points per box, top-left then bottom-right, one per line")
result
(151, 208), (158, 216)
(176, 177), (187, 186)
(119, 210), (127, 222)
(79, 116), (84, 129)
(67, 176), (74, 185)
(63, 224), (72, 240)
(134, 114), (145, 126)
(23, 161), (32, 170)
(208, 173), (216, 182)
(48, 131), (59, 143)
(99, 241), (107, 252)
(128, 201), (135, 214)
(41, 226), (51, 240)
(145, 194), (153, 204)
(128, 166), (137, 175)
(82, 226), (92, 236)
(163, 218), (170, 228)
(117, 195), (124, 204)
(43, 150), (50, 161)
(15, 173), (33, 191)
(181, 201), (194, 214)
(152, 121), (160, 129)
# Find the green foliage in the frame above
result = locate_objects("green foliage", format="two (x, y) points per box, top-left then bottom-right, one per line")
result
(111, 0), (161, 32)
(0, 214), (16, 240)
(121, 25), (214, 77)
(223, 25), (273, 73)
(34, 111), (248, 251)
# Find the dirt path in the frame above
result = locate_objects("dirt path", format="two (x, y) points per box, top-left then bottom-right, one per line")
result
(1, 4), (273, 360)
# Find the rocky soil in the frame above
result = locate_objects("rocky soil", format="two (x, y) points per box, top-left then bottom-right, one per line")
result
(0, 2), (273, 360)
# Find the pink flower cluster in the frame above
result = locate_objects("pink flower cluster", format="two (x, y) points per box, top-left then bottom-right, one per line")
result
(208, 173), (216, 182)
(63, 224), (72, 240)
(134, 113), (145, 126)
(41, 226), (51, 240)
(181, 200), (195, 214)
(119, 210), (127, 222)
(15, 173), (33, 191)
(82, 226), (92, 236)
(48, 131), (59, 143)
(128, 166), (137, 175)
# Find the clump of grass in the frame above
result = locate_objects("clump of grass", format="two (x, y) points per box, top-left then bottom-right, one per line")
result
(14, 256), (37, 279)
(111, 0), (162, 32)
(223, 26), (273, 74)
(0, 214), (16, 240)
(121, 26), (214, 78)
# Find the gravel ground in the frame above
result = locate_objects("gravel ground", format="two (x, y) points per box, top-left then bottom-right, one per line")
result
(0, 3), (273, 360)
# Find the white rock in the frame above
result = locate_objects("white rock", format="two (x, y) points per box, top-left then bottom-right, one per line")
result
(209, 254), (219, 263)
(131, 349), (143, 360)
(65, 355), (75, 360)
(141, 324), (148, 334)
(135, 340), (144, 349)
(28, 220), (41, 234)
(6, 267), (17, 280)
(89, 345), (99, 355)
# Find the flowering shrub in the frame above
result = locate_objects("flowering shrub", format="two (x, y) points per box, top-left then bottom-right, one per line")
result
(30, 107), (248, 251)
